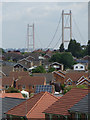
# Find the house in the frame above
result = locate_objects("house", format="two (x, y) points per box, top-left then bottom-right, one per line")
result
(2, 65), (13, 76)
(26, 55), (35, 61)
(0, 71), (6, 78)
(53, 70), (89, 86)
(44, 54), (51, 59)
(6, 92), (59, 119)
(76, 76), (90, 86)
(0, 97), (26, 119)
(16, 76), (46, 94)
(76, 59), (88, 70)
(15, 54), (43, 71)
(64, 72), (89, 86)
(2, 77), (14, 89)
(69, 93), (89, 119)
(13, 63), (28, 71)
(49, 62), (64, 71)
(82, 55), (90, 61)
(73, 63), (85, 71)
(1, 75), (46, 94)
(3, 52), (24, 62)
(53, 70), (66, 84)
(43, 88), (89, 120)
(15, 58), (33, 71)
(9, 71), (29, 79)
(33, 73), (54, 84)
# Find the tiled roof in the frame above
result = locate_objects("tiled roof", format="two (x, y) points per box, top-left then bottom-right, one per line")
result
(1, 75), (46, 88)
(2, 65), (13, 76)
(53, 71), (65, 78)
(16, 76), (46, 86)
(0, 93), (24, 99)
(69, 93), (89, 114)
(54, 71), (89, 82)
(6, 92), (59, 119)
(2, 77), (14, 86)
(43, 88), (88, 116)
(9, 71), (29, 79)
(33, 73), (53, 84)
(1, 97), (26, 119)
(65, 72), (89, 82)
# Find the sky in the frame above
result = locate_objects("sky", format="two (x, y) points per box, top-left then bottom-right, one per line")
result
(1, 2), (89, 49)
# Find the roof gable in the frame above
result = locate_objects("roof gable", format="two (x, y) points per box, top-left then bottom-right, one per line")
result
(43, 88), (88, 116)
(6, 92), (59, 119)
(69, 93), (89, 114)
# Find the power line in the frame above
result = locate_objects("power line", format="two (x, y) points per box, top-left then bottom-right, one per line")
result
(35, 27), (43, 48)
(72, 16), (85, 42)
(53, 34), (62, 49)
(46, 15), (62, 49)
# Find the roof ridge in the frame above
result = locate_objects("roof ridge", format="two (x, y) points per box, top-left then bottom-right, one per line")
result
(26, 92), (59, 118)
(46, 92), (60, 100)
(53, 71), (65, 78)
(26, 92), (46, 117)
(6, 92), (44, 115)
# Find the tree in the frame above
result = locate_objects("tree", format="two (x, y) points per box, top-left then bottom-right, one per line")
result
(49, 53), (61, 63)
(48, 67), (55, 72)
(6, 87), (20, 93)
(49, 52), (74, 69)
(63, 85), (87, 94)
(60, 52), (74, 68)
(68, 39), (82, 58)
(59, 43), (65, 52)
(32, 66), (46, 73)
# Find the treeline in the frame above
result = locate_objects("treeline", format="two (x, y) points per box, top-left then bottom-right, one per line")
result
(49, 39), (90, 69)
(59, 39), (90, 58)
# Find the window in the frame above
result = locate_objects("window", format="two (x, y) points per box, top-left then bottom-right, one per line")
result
(80, 66), (83, 68)
(68, 82), (72, 85)
(32, 85), (34, 89)
(5, 85), (9, 89)
(22, 85), (25, 90)
(75, 66), (78, 69)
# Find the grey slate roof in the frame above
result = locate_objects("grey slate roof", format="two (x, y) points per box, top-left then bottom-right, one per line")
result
(69, 93), (90, 114)
(33, 73), (54, 84)
(0, 97), (26, 119)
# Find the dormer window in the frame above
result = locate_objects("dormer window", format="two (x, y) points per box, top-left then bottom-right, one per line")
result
(22, 85), (25, 90)
(80, 66), (83, 68)
(67, 82), (72, 85)
(76, 66), (78, 68)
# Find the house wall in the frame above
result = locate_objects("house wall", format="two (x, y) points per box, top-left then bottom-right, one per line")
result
(19, 60), (33, 68)
(17, 84), (35, 94)
(53, 73), (65, 84)
(74, 64), (85, 71)
(65, 79), (74, 86)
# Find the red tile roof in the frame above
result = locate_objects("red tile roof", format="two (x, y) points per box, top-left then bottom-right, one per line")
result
(2, 77), (14, 86)
(6, 92), (59, 119)
(9, 71), (29, 79)
(1, 75), (46, 88)
(65, 72), (89, 82)
(16, 76), (46, 86)
(43, 88), (88, 116)
(54, 71), (89, 82)
(0, 93), (24, 99)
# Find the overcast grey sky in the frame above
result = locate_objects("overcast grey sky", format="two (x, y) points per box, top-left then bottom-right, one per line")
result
(2, 2), (88, 49)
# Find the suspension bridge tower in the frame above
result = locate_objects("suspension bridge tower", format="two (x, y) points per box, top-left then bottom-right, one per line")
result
(27, 24), (35, 52)
(62, 10), (72, 48)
